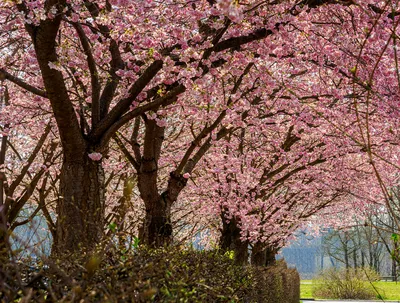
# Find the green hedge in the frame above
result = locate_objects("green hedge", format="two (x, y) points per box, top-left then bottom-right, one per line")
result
(252, 260), (300, 303)
(0, 248), (300, 303)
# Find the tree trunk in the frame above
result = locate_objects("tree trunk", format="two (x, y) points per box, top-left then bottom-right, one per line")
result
(361, 251), (365, 267)
(0, 99), (8, 261)
(53, 157), (105, 254)
(0, 210), (9, 262)
(353, 248), (357, 268)
(344, 241), (349, 269)
(139, 172), (188, 247)
(393, 239), (398, 282)
(251, 242), (277, 267)
(140, 196), (172, 248)
(115, 175), (134, 250)
(220, 216), (249, 265)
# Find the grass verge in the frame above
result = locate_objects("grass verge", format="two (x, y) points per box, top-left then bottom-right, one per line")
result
(301, 280), (400, 301)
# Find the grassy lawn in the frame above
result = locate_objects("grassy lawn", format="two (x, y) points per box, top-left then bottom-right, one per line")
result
(300, 280), (400, 301)
(300, 280), (314, 299)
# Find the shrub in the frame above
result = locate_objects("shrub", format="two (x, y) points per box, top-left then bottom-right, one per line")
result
(252, 259), (300, 303)
(0, 247), (300, 302)
(312, 267), (379, 300)
(1, 247), (255, 302)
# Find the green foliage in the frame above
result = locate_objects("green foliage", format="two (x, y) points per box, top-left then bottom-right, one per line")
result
(0, 247), (251, 302)
(391, 233), (400, 263)
(224, 250), (235, 260)
(1, 247), (300, 302)
(132, 236), (140, 249)
(251, 260), (300, 303)
(108, 222), (117, 233)
(312, 267), (380, 300)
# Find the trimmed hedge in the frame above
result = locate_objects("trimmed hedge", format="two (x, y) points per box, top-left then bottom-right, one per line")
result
(252, 259), (300, 303)
(0, 247), (300, 302)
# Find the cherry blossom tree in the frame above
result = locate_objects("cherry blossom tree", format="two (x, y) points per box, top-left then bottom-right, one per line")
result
(2, 0), (399, 256)
(0, 0), (302, 252)
(292, 0), (400, 255)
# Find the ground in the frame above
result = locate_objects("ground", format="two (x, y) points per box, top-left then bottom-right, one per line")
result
(300, 280), (400, 301)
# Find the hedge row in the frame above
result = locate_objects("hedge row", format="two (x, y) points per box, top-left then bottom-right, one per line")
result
(0, 247), (299, 302)
(251, 260), (300, 303)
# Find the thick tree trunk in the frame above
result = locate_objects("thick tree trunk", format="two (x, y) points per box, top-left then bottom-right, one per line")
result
(53, 157), (105, 254)
(139, 172), (187, 247)
(251, 242), (277, 267)
(140, 195), (173, 247)
(220, 216), (249, 265)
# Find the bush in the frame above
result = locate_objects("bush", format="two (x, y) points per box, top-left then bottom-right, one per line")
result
(1, 247), (255, 302)
(0, 247), (300, 302)
(312, 267), (379, 300)
(252, 260), (300, 303)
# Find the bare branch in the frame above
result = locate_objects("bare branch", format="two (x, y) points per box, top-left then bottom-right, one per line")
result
(8, 124), (51, 196)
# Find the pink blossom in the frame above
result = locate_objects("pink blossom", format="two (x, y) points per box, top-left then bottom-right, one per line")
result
(156, 118), (167, 127)
(88, 152), (102, 161)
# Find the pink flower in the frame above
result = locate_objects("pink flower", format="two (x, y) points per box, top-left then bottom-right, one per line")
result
(71, 13), (79, 23)
(183, 173), (191, 179)
(48, 61), (63, 71)
(88, 152), (102, 161)
(156, 118), (167, 127)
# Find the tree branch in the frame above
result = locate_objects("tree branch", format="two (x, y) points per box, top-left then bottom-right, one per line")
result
(213, 28), (273, 53)
(113, 134), (140, 170)
(91, 60), (164, 142)
(70, 21), (101, 127)
(183, 127), (231, 175)
(0, 69), (47, 98)
(8, 124), (51, 196)
(24, 9), (85, 158)
(131, 117), (142, 163)
(99, 84), (185, 147)
(8, 139), (58, 224)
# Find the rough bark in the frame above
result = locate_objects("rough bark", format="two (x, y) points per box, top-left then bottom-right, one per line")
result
(220, 216), (249, 265)
(139, 172), (188, 247)
(53, 156), (105, 254)
(140, 195), (172, 248)
(251, 242), (277, 267)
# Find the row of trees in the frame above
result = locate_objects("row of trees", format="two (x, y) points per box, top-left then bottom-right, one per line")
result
(1, 0), (400, 265)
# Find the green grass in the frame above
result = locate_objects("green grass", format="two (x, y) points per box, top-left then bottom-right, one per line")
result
(373, 281), (400, 301)
(300, 280), (314, 299)
(301, 280), (400, 301)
